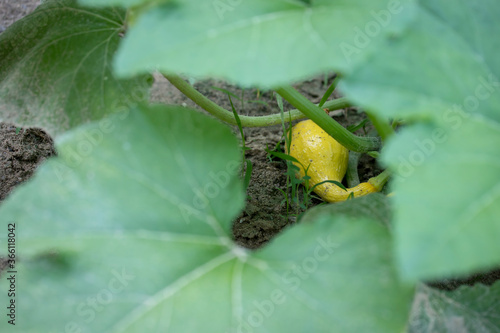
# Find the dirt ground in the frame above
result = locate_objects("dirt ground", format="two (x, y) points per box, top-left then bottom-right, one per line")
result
(1, 0), (498, 292)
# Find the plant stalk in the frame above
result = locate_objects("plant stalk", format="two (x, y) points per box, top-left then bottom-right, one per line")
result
(164, 74), (350, 127)
(366, 112), (394, 142)
(274, 86), (381, 153)
(346, 151), (361, 187)
(368, 169), (391, 191)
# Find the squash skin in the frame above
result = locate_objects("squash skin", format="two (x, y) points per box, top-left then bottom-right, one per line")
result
(287, 120), (377, 202)
(320, 181), (377, 203)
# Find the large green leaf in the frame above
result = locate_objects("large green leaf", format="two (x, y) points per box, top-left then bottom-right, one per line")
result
(79, 0), (153, 7)
(382, 117), (500, 281)
(0, 0), (152, 136)
(409, 282), (500, 332)
(0, 105), (413, 332)
(300, 193), (392, 227)
(95, 0), (416, 87)
(341, 0), (500, 123)
(339, 0), (500, 282)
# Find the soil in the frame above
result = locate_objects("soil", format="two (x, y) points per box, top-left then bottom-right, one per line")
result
(0, 0), (39, 33)
(1, 0), (498, 295)
(0, 124), (56, 200)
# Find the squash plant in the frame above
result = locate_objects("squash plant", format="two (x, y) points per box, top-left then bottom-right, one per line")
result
(1, 0), (500, 332)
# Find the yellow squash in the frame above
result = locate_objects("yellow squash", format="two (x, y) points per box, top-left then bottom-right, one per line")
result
(287, 120), (378, 202)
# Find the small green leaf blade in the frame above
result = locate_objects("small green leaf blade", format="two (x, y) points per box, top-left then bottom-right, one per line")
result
(382, 117), (500, 281)
(0, 0), (152, 136)
(111, 0), (416, 87)
(409, 282), (500, 333)
(341, 0), (500, 123)
(266, 150), (300, 164)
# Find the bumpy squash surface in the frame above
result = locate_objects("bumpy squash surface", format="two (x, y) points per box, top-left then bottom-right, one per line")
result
(287, 120), (377, 202)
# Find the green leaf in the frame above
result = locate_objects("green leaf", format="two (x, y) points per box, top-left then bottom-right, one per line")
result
(0, 105), (413, 332)
(382, 117), (500, 281)
(341, 0), (500, 123)
(79, 0), (154, 7)
(266, 150), (300, 164)
(409, 282), (500, 333)
(347, 118), (369, 133)
(0, 0), (152, 136)
(107, 0), (416, 87)
(300, 193), (392, 227)
(211, 86), (241, 101)
(248, 215), (414, 333)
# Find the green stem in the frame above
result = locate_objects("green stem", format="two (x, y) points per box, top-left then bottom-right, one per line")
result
(274, 86), (381, 153)
(164, 74), (350, 127)
(366, 112), (394, 142)
(391, 119), (399, 129)
(346, 151), (361, 187)
(368, 169), (391, 191)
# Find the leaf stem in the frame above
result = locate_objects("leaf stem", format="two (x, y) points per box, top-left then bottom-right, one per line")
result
(368, 169), (391, 191)
(164, 74), (350, 127)
(366, 112), (394, 141)
(346, 151), (361, 187)
(274, 86), (381, 152)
